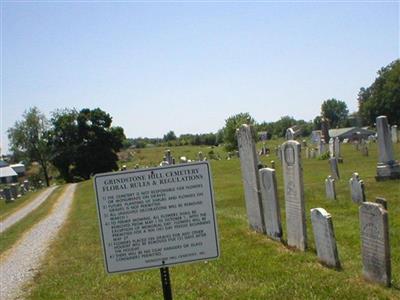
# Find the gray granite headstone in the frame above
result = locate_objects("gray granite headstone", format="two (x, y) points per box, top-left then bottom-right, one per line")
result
(329, 157), (340, 180)
(349, 173), (365, 203)
(311, 208), (341, 268)
(198, 152), (204, 161)
(10, 184), (18, 199)
(165, 150), (173, 165)
(334, 137), (341, 157)
(329, 138), (334, 158)
(359, 202), (391, 286)
(376, 116), (400, 180)
(23, 180), (30, 191)
(237, 124), (265, 233)
(325, 176), (336, 200)
(282, 140), (307, 251)
(259, 168), (282, 241)
(3, 187), (13, 202)
(391, 125), (398, 143)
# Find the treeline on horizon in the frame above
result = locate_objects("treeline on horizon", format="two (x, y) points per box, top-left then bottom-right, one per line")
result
(127, 59), (399, 150)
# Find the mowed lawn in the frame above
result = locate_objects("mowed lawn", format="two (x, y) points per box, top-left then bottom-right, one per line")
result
(27, 141), (400, 299)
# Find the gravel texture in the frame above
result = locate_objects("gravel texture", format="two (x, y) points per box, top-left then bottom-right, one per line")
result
(0, 184), (76, 300)
(0, 186), (58, 234)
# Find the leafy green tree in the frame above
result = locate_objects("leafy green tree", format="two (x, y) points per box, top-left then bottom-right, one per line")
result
(49, 108), (125, 181)
(321, 99), (349, 128)
(163, 131), (177, 142)
(358, 59), (400, 125)
(272, 116), (297, 137)
(8, 107), (52, 186)
(222, 113), (255, 151)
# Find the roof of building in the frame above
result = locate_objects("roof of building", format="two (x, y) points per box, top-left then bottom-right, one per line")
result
(0, 160), (9, 168)
(0, 166), (18, 178)
(329, 127), (375, 138)
(10, 163), (25, 168)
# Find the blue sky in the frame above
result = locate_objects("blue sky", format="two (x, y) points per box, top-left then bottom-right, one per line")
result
(1, 1), (399, 153)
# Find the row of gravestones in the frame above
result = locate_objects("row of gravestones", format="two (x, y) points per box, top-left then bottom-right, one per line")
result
(159, 150), (209, 166)
(0, 180), (32, 203)
(237, 124), (393, 287)
(325, 172), (365, 202)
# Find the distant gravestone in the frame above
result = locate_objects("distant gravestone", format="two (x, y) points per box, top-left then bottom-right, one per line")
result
(237, 124), (265, 233)
(305, 147), (310, 159)
(391, 125), (398, 143)
(359, 202), (391, 286)
(376, 116), (400, 180)
(20, 184), (25, 195)
(334, 137), (342, 162)
(329, 157), (340, 180)
(318, 140), (325, 156)
(375, 197), (387, 210)
(165, 150), (173, 165)
(329, 138), (334, 158)
(311, 208), (341, 268)
(10, 184), (18, 199)
(325, 176), (336, 200)
(198, 152), (204, 161)
(361, 144), (369, 156)
(259, 168), (282, 241)
(23, 180), (30, 191)
(276, 146), (282, 161)
(3, 187), (13, 202)
(349, 173), (365, 203)
(282, 140), (307, 251)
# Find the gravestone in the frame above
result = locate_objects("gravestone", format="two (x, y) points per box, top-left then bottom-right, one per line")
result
(20, 184), (25, 195)
(329, 138), (334, 158)
(23, 180), (30, 191)
(165, 150), (173, 165)
(359, 202), (391, 286)
(311, 208), (341, 268)
(391, 125), (398, 143)
(305, 147), (310, 159)
(318, 140), (325, 156)
(10, 184), (18, 199)
(376, 116), (400, 180)
(361, 144), (369, 156)
(259, 168), (282, 241)
(349, 173), (365, 203)
(329, 157), (340, 180)
(334, 137), (342, 162)
(276, 146), (282, 161)
(237, 124), (265, 233)
(321, 117), (330, 142)
(325, 176), (336, 200)
(3, 187), (13, 202)
(375, 197), (387, 210)
(282, 140), (307, 250)
(198, 152), (204, 161)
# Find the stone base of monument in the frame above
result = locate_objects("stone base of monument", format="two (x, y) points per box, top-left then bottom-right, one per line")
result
(375, 161), (400, 181)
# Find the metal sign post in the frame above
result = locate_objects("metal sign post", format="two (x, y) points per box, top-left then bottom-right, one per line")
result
(160, 266), (172, 300)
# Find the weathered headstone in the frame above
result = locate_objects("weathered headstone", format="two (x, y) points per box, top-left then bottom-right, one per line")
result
(10, 184), (18, 199)
(276, 146), (282, 161)
(334, 137), (342, 162)
(237, 124), (265, 232)
(318, 140), (325, 156)
(198, 152), (204, 161)
(325, 176), (336, 200)
(23, 180), (30, 191)
(259, 168), (282, 241)
(391, 125), (398, 143)
(311, 208), (341, 268)
(349, 173), (365, 203)
(321, 117), (330, 142)
(359, 202), (391, 286)
(375, 197), (387, 210)
(282, 140), (307, 250)
(329, 138), (334, 158)
(165, 150), (173, 165)
(376, 116), (400, 180)
(20, 184), (25, 195)
(329, 157), (340, 180)
(3, 187), (13, 202)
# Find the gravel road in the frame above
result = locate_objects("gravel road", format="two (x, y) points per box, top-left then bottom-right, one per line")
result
(0, 186), (58, 234)
(0, 183), (76, 300)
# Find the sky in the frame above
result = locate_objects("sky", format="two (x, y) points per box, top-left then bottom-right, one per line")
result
(1, 1), (399, 153)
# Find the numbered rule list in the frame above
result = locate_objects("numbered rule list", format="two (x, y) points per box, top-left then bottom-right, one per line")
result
(94, 162), (219, 273)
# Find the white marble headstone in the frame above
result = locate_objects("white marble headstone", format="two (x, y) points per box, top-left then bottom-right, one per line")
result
(349, 173), (365, 203)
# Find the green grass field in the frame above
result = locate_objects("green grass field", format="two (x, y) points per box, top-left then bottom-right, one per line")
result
(0, 189), (43, 220)
(26, 141), (400, 299)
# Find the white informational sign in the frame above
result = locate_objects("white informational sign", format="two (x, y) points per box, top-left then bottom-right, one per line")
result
(94, 162), (219, 273)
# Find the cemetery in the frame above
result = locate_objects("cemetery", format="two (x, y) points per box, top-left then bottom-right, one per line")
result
(0, 121), (397, 299)
(1, 3), (399, 299)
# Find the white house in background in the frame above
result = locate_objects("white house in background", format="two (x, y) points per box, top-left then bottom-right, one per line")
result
(0, 161), (18, 183)
(10, 163), (26, 176)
